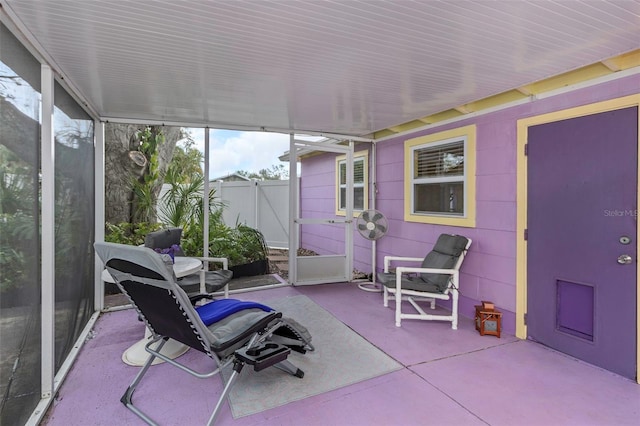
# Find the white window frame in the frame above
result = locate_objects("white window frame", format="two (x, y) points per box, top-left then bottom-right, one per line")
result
(411, 137), (466, 216)
(336, 151), (368, 216)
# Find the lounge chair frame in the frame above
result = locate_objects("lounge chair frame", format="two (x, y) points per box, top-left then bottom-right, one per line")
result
(95, 242), (309, 425)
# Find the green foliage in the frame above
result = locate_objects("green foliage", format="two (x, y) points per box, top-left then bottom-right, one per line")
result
(131, 127), (165, 223)
(105, 127), (269, 270)
(156, 168), (269, 267)
(223, 224), (269, 266)
(185, 220), (269, 268)
(236, 163), (288, 180)
(0, 146), (37, 293)
(159, 175), (220, 228)
(1, 136), (99, 294)
(165, 136), (203, 184)
(0, 214), (31, 293)
(179, 208), (226, 258)
(0, 146), (35, 216)
(137, 127), (163, 184)
(131, 180), (155, 223)
(105, 222), (162, 246)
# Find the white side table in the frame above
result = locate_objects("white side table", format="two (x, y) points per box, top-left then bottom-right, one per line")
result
(103, 256), (202, 366)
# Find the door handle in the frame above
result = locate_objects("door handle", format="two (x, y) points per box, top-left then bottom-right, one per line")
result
(617, 254), (633, 265)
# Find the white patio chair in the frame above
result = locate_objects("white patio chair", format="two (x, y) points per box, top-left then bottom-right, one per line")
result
(377, 234), (471, 329)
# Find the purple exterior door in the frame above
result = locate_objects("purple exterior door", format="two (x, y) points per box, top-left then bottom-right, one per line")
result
(527, 106), (638, 380)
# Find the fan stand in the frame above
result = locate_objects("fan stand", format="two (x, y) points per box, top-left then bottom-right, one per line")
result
(357, 281), (382, 292)
(358, 238), (383, 293)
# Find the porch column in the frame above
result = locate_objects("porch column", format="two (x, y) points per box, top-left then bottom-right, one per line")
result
(40, 64), (55, 398)
(94, 120), (105, 311)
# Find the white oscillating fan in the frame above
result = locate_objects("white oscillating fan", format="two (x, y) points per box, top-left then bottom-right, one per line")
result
(356, 209), (388, 240)
(356, 209), (388, 292)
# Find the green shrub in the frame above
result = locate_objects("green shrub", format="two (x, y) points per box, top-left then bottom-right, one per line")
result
(106, 155), (269, 270)
(105, 218), (268, 270)
(181, 212), (268, 268)
(105, 222), (162, 246)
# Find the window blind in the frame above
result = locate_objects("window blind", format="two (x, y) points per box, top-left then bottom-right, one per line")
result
(415, 141), (464, 178)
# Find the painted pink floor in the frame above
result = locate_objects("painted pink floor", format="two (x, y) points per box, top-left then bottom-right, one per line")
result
(44, 283), (639, 425)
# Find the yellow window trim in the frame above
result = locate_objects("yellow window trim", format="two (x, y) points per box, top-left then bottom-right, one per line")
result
(335, 150), (369, 217)
(404, 125), (476, 227)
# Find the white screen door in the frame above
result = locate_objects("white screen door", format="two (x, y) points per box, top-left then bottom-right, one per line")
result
(288, 136), (354, 285)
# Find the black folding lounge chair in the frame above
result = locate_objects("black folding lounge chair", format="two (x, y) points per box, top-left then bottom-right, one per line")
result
(94, 242), (313, 425)
(144, 228), (234, 296)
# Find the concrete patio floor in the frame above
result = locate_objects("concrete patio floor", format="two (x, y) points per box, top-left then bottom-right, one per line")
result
(43, 283), (639, 425)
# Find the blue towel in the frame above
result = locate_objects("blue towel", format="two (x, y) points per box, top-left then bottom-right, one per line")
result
(196, 299), (273, 326)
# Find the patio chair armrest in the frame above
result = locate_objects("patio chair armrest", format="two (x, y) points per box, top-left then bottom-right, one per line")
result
(192, 257), (232, 298)
(395, 267), (459, 294)
(195, 256), (229, 270)
(383, 256), (424, 272)
(396, 266), (459, 276)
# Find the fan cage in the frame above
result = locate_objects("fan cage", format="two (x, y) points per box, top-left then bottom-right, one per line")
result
(356, 210), (388, 241)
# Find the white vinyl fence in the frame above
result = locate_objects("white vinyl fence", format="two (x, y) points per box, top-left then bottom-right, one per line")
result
(159, 180), (290, 248)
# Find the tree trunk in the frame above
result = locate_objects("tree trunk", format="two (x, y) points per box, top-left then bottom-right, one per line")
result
(104, 124), (182, 225)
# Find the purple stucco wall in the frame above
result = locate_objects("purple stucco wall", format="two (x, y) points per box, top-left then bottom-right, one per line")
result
(299, 74), (640, 334)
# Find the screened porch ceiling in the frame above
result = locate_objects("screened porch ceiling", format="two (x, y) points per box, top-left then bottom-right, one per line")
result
(3, 0), (639, 139)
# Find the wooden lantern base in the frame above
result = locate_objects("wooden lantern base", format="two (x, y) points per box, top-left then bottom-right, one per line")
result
(475, 304), (502, 338)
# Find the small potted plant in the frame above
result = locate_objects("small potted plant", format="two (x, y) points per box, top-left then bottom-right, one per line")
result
(226, 225), (270, 278)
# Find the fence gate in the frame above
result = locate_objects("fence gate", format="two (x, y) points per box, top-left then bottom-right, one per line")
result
(214, 180), (289, 248)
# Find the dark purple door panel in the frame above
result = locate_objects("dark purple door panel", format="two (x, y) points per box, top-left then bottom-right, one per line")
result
(527, 106), (638, 379)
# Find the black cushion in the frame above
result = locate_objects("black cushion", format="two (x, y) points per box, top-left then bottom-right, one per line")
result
(144, 228), (185, 256)
(419, 234), (469, 291)
(178, 270), (234, 294)
(377, 272), (441, 293)
(378, 234), (469, 293)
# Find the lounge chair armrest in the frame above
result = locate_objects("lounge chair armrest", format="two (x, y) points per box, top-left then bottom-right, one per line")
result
(383, 256), (424, 272)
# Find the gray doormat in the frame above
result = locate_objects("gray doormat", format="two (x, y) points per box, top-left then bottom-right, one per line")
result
(224, 295), (402, 418)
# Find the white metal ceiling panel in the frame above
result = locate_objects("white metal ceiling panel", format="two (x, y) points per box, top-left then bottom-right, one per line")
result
(3, 0), (639, 136)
